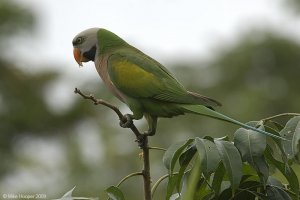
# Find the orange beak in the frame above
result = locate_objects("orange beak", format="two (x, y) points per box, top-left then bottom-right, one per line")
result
(73, 48), (90, 67)
(73, 48), (83, 66)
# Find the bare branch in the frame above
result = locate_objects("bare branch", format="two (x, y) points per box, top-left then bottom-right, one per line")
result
(74, 88), (152, 200)
(74, 88), (123, 119)
(74, 88), (143, 141)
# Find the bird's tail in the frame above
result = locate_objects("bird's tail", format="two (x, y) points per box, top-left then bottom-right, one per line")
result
(181, 104), (286, 140)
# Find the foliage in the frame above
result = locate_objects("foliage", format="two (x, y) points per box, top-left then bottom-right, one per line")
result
(159, 31), (300, 144)
(282, 0), (300, 14)
(106, 115), (300, 200)
(2, 0), (300, 199)
(0, 0), (108, 195)
(0, 0), (35, 45)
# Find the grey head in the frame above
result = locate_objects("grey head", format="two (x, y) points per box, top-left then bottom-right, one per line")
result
(72, 27), (100, 66)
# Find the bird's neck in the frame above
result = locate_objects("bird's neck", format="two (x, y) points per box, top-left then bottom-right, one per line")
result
(95, 54), (127, 102)
(97, 29), (129, 54)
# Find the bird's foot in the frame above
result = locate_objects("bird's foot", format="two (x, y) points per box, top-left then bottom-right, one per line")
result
(120, 114), (134, 128)
(135, 129), (155, 148)
(143, 129), (156, 136)
(143, 115), (157, 137)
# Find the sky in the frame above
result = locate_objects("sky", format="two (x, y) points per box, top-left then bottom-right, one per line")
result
(12, 0), (300, 113)
(15, 0), (300, 71)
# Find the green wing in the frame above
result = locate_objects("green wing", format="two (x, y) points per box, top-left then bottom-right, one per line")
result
(107, 49), (220, 106)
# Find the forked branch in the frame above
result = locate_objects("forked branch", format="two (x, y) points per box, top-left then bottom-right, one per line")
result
(74, 88), (152, 200)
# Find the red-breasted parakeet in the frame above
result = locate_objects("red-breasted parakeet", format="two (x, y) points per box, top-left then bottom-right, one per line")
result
(72, 28), (283, 140)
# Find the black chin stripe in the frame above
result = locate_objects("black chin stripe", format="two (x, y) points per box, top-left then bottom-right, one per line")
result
(83, 46), (96, 61)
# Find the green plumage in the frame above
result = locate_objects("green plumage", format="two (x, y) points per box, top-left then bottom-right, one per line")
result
(73, 28), (286, 140)
(98, 29), (220, 117)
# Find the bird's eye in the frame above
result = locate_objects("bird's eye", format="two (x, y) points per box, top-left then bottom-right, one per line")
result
(75, 37), (84, 44)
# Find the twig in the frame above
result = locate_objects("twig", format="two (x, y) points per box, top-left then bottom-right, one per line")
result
(74, 88), (143, 140)
(151, 174), (169, 198)
(117, 172), (143, 187)
(261, 113), (300, 122)
(74, 88), (152, 200)
(151, 172), (179, 198)
(149, 147), (167, 151)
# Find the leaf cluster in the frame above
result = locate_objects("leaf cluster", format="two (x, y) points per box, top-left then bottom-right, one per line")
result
(104, 115), (300, 200)
(159, 116), (300, 200)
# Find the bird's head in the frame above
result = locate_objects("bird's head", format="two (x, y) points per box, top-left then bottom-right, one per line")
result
(72, 28), (100, 66)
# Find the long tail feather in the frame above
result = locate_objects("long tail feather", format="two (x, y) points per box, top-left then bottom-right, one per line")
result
(181, 105), (287, 141)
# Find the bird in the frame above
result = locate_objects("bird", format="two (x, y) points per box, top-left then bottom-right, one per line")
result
(72, 28), (284, 140)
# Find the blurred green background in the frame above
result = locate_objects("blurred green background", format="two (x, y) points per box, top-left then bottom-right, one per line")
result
(0, 0), (299, 199)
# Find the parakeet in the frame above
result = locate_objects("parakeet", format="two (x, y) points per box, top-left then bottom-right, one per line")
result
(72, 28), (284, 140)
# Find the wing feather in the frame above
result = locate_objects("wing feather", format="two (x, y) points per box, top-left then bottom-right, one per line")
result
(107, 49), (220, 107)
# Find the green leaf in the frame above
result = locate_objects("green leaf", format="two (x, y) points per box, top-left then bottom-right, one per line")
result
(163, 139), (194, 173)
(164, 139), (193, 199)
(292, 121), (300, 163)
(211, 162), (225, 196)
(195, 137), (221, 176)
(265, 146), (299, 195)
(251, 156), (269, 186)
(264, 125), (288, 163)
(214, 135), (230, 141)
(266, 120), (285, 132)
(203, 135), (215, 142)
(179, 144), (197, 167)
(215, 140), (243, 193)
(234, 180), (264, 200)
(59, 186), (76, 200)
(166, 174), (179, 200)
(245, 190), (269, 200)
(234, 126), (269, 185)
(239, 180), (261, 190)
(56, 186), (97, 200)
(202, 192), (214, 200)
(267, 176), (284, 188)
(234, 127), (266, 161)
(105, 186), (125, 200)
(242, 164), (257, 178)
(266, 185), (292, 200)
(280, 116), (300, 160)
(191, 177), (211, 200)
(169, 193), (180, 200)
(177, 145), (197, 192)
(182, 159), (202, 200)
(218, 188), (233, 200)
